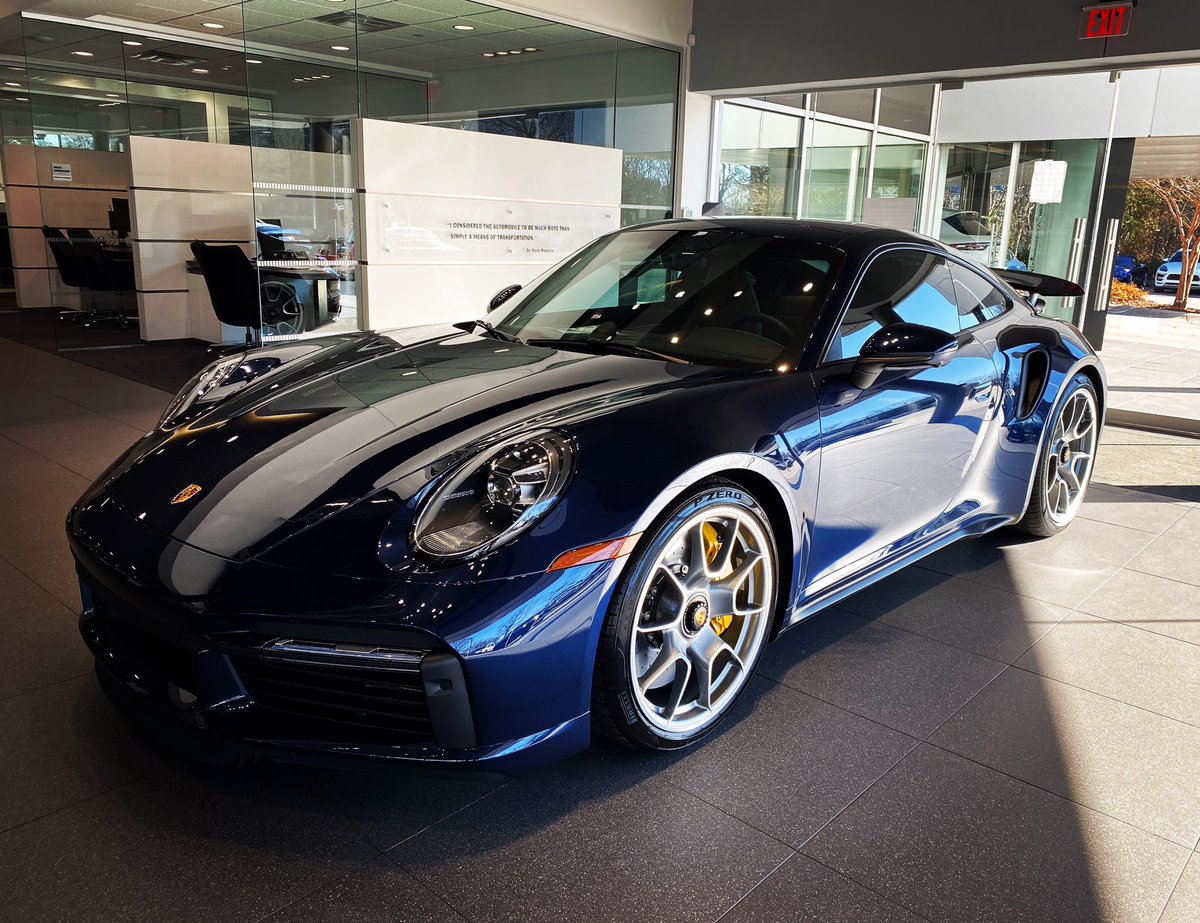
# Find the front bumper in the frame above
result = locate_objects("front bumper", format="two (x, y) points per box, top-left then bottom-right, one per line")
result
(69, 492), (620, 776)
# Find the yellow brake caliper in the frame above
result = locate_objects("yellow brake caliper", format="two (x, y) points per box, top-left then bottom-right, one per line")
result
(702, 522), (734, 636)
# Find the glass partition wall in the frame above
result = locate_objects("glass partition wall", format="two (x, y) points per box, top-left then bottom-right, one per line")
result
(715, 87), (936, 231)
(935, 139), (1101, 321)
(1, 1), (680, 349)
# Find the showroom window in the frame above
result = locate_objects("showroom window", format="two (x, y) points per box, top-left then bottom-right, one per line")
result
(713, 87), (936, 231)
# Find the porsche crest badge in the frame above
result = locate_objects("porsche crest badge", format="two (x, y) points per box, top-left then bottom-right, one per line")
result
(171, 484), (203, 505)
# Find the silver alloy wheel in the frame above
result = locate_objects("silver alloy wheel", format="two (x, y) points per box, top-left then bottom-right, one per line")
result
(1045, 388), (1098, 526)
(629, 506), (774, 739)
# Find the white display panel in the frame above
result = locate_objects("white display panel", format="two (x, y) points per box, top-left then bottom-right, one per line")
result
(357, 119), (622, 330)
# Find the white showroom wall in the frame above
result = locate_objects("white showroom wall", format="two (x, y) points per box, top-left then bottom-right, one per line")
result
(355, 119), (622, 330)
(493, 0), (692, 47)
(937, 65), (1200, 143)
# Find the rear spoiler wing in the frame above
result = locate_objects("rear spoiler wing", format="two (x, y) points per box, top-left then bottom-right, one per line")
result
(993, 269), (1085, 298)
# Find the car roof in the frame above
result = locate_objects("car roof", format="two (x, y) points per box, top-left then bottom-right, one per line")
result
(628, 216), (948, 261)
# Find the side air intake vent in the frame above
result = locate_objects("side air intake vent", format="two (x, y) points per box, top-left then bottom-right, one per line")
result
(1018, 348), (1050, 419)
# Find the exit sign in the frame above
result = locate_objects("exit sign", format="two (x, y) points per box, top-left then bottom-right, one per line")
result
(1079, 2), (1132, 39)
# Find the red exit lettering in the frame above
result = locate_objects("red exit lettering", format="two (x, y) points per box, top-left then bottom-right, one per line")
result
(1079, 3), (1132, 39)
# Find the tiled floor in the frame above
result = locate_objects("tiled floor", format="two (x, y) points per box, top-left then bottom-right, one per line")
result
(1101, 306), (1200, 425)
(2, 334), (1200, 922)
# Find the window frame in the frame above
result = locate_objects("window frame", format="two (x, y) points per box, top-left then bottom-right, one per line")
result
(817, 243), (1017, 367)
(945, 255), (1014, 332)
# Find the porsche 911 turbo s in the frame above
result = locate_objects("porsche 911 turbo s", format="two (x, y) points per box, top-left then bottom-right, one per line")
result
(68, 218), (1104, 774)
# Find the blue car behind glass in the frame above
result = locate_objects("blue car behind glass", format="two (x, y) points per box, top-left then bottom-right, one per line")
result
(68, 218), (1105, 774)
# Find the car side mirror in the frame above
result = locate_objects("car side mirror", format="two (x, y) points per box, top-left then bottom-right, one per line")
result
(487, 284), (522, 312)
(849, 322), (959, 390)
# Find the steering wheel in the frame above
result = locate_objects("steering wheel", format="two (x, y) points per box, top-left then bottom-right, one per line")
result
(732, 313), (793, 342)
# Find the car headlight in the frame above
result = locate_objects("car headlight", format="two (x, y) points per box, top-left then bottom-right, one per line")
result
(411, 430), (575, 561)
(158, 353), (284, 429)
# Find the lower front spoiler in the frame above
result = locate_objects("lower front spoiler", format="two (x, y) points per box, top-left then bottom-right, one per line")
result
(92, 653), (591, 779)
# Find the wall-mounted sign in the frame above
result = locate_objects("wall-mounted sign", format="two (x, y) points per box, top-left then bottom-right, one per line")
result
(1030, 160), (1069, 204)
(50, 162), (72, 183)
(1079, 2), (1132, 39)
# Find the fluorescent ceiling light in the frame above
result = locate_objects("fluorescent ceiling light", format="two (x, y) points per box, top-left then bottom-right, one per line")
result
(453, 24), (475, 31)
(71, 50), (94, 57)
(330, 44), (350, 51)
(122, 40), (142, 47)
(201, 22), (223, 30)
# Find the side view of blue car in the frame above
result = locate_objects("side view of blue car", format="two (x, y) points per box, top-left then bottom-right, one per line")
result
(68, 218), (1105, 774)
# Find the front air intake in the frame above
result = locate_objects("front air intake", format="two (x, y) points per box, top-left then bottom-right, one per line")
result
(231, 642), (433, 742)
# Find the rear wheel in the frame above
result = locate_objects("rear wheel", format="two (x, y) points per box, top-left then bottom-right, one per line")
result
(592, 479), (777, 751)
(1017, 374), (1099, 537)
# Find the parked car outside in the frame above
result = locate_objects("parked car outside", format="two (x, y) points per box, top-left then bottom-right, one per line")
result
(1154, 249), (1200, 293)
(1113, 254), (1149, 288)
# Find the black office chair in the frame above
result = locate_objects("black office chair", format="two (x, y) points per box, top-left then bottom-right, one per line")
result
(43, 225), (134, 327)
(190, 240), (305, 347)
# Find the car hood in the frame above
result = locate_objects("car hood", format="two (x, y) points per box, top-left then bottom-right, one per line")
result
(100, 326), (726, 562)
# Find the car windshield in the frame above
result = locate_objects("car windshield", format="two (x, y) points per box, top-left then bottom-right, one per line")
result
(490, 227), (840, 368)
(944, 211), (991, 236)
(1169, 250), (1183, 262)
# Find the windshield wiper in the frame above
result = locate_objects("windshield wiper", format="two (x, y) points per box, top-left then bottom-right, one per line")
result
(470, 319), (522, 343)
(525, 338), (690, 365)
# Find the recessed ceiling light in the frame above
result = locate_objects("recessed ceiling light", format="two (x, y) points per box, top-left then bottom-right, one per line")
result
(495, 50), (508, 55)
(71, 51), (94, 57)
(482, 52), (494, 57)
(246, 58), (262, 64)
(4, 82), (19, 87)
(122, 40), (142, 47)
(191, 67), (208, 74)
(453, 24), (475, 30)
(105, 92), (120, 97)
(201, 22), (224, 29)
(330, 44), (350, 51)
(14, 96), (27, 101)
(509, 49), (522, 54)
(524, 47), (538, 52)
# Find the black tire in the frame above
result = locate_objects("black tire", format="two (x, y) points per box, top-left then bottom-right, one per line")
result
(1016, 373), (1099, 538)
(591, 478), (778, 751)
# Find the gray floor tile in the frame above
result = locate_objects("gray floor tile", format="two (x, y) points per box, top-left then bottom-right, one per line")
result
(803, 744), (1189, 923)
(1126, 534), (1200, 588)
(269, 856), (468, 923)
(0, 601), (92, 701)
(386, 750), (793, 923)
(1076, 568), (1200, 646)
(1079, 484), (1192, 534)
(932, 668), (1200, 846)
(1015, 613), (1200, 728)
(3, 544), (84, 610)
(920, 518), (1155, 608)
(722, 853), (924, 923)
(759, 610), (1004, 738)
(0, 556), (58, 615)
(663, 677), (916, 847)
(840, 565), (1069, 662)
(1165, 507), (1200, 544)
(0, 769), (380, 922)
(1160, 853), (1200, 923)
(0, 674), (162, 832)
(0, 411), (144, 481)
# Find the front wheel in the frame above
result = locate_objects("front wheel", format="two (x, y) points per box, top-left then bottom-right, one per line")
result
(592, 479), (778, 751)
(1016, 374), (1099, 537)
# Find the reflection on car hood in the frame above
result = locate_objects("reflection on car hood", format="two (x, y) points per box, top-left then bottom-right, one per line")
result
(101, 326), (721, 561)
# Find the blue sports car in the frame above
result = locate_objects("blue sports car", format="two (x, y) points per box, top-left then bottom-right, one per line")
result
(69, 219), (1104, 774)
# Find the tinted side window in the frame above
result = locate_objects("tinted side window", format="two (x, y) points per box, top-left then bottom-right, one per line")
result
(949, 263), (1009, 329)
(830, 251), (959, 360)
